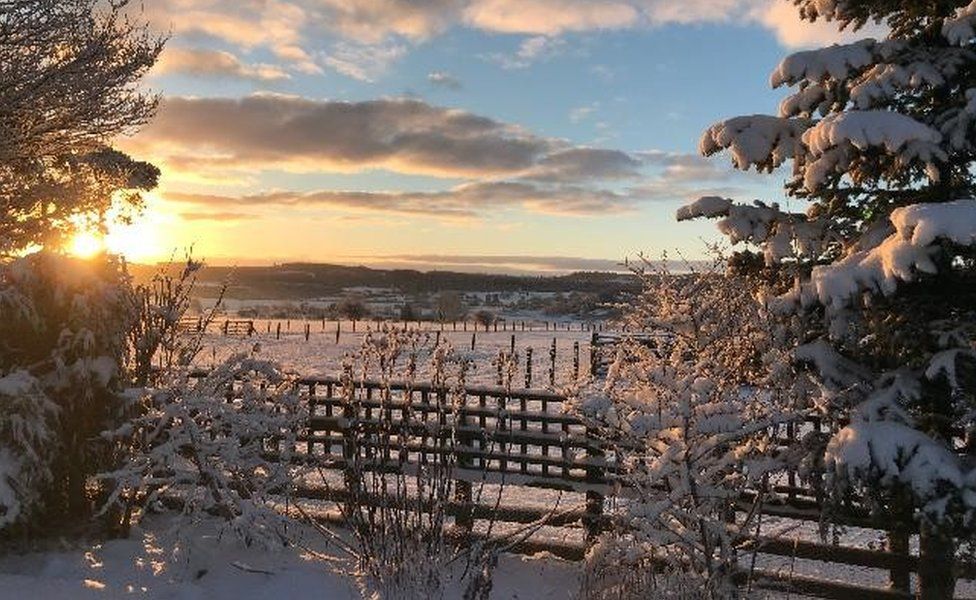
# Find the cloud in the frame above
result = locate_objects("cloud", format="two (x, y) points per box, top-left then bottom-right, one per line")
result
(569, 103), (598, 123)
(638, 150), (735, 183)
(428, 70), (462, 90)
(756, 1), (887, 48)
(358, 253), (631, 273)
(164, 180), (637, 219)
(145, 0), (321, 71)
(463, 0), (639, 35)
(526, 148), (643, 182)
(320, 41), (407, 81)
(484, 35), (567, 69)
(126, 94), (649, 184)
(315, 0), (462, 43)
(179, 210), (260, 222)
(155, 47), (290, 81)
(141, 0), (886, 90)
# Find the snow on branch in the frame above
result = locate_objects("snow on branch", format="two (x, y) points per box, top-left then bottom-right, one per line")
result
(801, 110), (945, 190)
(770, 39), (878, 88)
(803, 110), (941, 156)
(674, 196), (731, 221)
(826, 420), (972, 518)
(785, 199), (976, 310)
(699, 115), (809, 172)
(678, 196), (833, 264)
(943, 1), (976, 46)
(850, 61), (946, 109)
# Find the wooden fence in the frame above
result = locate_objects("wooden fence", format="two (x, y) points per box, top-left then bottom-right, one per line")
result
(267, 375), (974, 600)
(221, 319), (255, 337)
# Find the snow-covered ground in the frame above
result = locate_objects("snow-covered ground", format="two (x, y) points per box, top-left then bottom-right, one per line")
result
(0, 515), (579, 600)
(195, 320), (599, 388)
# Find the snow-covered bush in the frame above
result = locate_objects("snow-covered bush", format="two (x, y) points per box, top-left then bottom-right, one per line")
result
(578, 255), (805, 598)
(126, 255), (223, 386)
(321, 327), (523, 600)
(681, 2), (976, 597)
(0, 251), (136, 532)
(101, 352), (304, 548)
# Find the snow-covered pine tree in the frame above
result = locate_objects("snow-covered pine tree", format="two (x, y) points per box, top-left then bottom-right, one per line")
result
(679, 2), (976, 597)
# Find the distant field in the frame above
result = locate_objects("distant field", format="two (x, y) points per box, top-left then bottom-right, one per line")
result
(194, 318), (602, 388)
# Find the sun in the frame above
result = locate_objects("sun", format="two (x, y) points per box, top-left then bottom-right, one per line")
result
(67, 230), (105, 259)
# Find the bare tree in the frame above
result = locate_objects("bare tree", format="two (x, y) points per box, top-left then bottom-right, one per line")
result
(0, 0), (164, 254)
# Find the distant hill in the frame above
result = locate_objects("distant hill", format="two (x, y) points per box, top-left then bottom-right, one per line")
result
(127, 261), (642, 300)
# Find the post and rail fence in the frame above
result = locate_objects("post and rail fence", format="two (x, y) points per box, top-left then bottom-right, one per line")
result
(208, 370), (976, 600)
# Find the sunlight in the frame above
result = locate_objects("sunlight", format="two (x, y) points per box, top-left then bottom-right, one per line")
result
(67, 230), (104, 259)
(63, 193), (169, 262)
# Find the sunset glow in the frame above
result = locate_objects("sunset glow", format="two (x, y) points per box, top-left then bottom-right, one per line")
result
(104, 0), (876, 268)
(67, 230), (103, 259)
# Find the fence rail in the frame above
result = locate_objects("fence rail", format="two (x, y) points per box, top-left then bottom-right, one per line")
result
(232, 374), (974, 599)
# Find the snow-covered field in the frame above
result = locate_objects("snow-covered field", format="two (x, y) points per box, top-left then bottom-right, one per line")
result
(196, 319), (599, 388)
(3, 328), (973, 599)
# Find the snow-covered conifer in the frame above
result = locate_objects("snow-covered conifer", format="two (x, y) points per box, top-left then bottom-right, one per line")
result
(680, 3), (976, 597)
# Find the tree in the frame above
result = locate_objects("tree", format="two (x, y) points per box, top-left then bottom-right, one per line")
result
(680, 2), (976, 596)
(435, 290), (465, 322)
(336, 294), (370, 322)
(0, 0), (163, 255)
(472, 309), (495, 330)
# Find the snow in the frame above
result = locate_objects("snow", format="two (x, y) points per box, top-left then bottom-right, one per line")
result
(803, 110), (941, 156)
(826, 420), (965, 508)
(194, 322), (598, 388)
(850, 62), (946, 109)
(0, 515), (580, 600)
(0, 370), (35, 397)
(944, 1), (976, 46)
(699, 115), (808, 171)
(674, 195), (731, 221)
(770, 40), (876, 88)
(778, 199), (976, 310)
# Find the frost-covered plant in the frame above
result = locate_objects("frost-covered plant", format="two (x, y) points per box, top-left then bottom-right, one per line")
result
(126, 253), (224, 386)
(315, 326), (525, 600)
(0, 252), (136, 532)
(101, 352), (304, 547)
(578, 254), (804, 598)
(681, 2), (976, 597)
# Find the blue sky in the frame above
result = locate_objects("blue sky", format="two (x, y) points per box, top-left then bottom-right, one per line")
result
(111, 0), (871, 271)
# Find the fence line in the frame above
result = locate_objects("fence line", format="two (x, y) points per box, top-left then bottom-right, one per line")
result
(247, 374), (975, 600)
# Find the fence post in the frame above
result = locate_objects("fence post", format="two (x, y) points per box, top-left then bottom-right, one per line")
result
(454, 386), (474, 535)
(573, 341), (580, 380)
(510, 334), (515, 355)
(276, 322), (281, 340)
(584, 424), (605, 544)
(471, 332), (476, 351)
(525, 348), (533, 388)
(549, 338), (556, 386)
(222, 320), (229, 336)
(335, 322), (341, 344)
(304, 323), (310, 342)
(590, 331), (599, 376)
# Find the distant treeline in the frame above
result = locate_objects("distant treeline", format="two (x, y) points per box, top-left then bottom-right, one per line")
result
(128, 262), (642, 300)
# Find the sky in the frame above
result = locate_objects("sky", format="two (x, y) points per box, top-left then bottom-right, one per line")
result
(109, 0), (877, 272)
